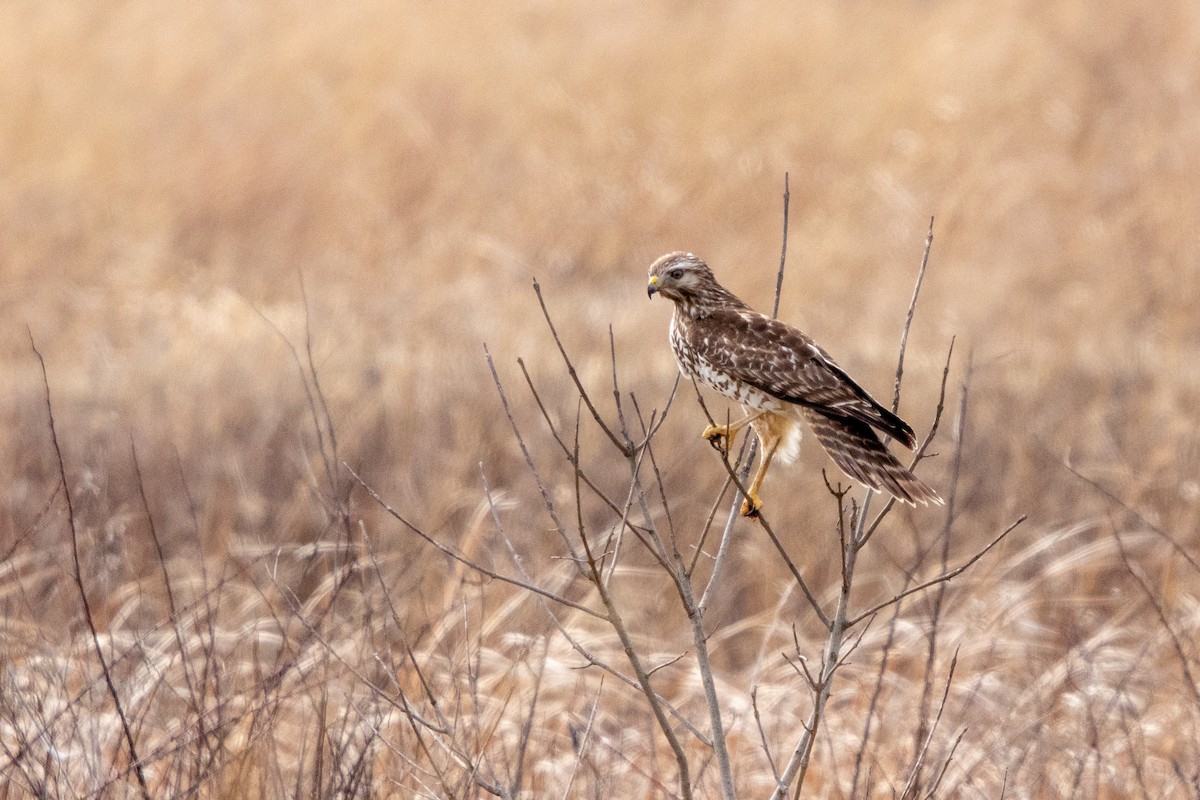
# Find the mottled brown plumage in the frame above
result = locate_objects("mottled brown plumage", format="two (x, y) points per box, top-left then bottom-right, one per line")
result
(647, 251), (941, 515)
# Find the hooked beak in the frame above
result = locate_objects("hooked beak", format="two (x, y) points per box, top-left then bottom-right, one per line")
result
(647, 275), (659, 299)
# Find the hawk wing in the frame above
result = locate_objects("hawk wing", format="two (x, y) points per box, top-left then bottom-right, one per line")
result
(690, 308), (917, 448)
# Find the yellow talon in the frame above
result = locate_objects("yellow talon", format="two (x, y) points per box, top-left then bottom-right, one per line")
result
(702, 423), (732, 451)
(740, 491), (763, 518)
(702, 411), (766, 455)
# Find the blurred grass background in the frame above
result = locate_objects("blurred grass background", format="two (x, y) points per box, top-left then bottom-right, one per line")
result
(2, 0), (1199, 795)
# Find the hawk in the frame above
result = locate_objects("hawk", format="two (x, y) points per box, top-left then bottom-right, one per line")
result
(647, 251), (941, 517)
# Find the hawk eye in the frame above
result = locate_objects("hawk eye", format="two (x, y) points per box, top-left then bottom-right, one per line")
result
(669, 268), (684, 280)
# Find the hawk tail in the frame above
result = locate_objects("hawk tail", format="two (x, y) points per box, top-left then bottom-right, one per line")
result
(870, 404), (918, 450)
(802, 409), (942, 506)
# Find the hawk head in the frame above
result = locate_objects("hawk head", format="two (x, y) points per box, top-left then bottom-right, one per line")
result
(646, 252), (717, 302)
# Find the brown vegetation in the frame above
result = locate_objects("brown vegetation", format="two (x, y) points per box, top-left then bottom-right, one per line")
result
(2, 1), (1199, 796)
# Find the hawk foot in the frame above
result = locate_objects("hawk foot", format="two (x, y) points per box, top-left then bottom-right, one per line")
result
(702, 424), (732, 454)
(740, 492), (763, 519)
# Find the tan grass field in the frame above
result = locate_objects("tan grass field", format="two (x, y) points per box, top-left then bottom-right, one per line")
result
(2, 1), (1199, 796)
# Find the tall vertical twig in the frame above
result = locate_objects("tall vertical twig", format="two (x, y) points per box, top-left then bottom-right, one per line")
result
(910, 349), (971, 790)
(29, 333), (153, 800)
(772, 172), (791, 320)
(893, 216), (934, 413)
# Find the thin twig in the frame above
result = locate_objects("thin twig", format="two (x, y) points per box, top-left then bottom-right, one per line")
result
(480, 467), (712, 746)
(485, 344), (578, 561)
(246, 295), (338, 514)
(923, 726), (968, 800)
(131, 439), (205, 754)
(347, 465), (603, 619)
(770, 223), (956, 799)
(911, 352), (970, 788)
(630, 396), (680, 561)
(675, 557), (736, 800)
(285, 588), (507, 797)
(702, 174), (793, 612)
(298, 271), (341, 510)
(515, 357), (653, 539)
(557, 409), (695, 799)
(532, 279), (632, 456)
(752, 687), (781, 784)
(849, 585), (907, 798)
(509, 636), (550, 795)
(773, 172), (791, 319)
(777, 485), (863, 797)
(893, 216), (934, 413)
(560, 676), (605, 800)
(901, 646), (960, 799)
(1062, 461), (1200, 576)
(848, 516), (1026, 627)
(609, 325), (634, 451)
(687, 471), (735, 578)
(580, 538), (695, 797)
(1111, 524), (1200, 703)
(697, 400), (756, 615)
(29, 333), (152, 800)
(859, 336), (955, 548)
(697, 488), (746, 617)
(595, 341), (734, 799)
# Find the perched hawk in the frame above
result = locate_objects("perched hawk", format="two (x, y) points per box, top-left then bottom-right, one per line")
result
(647, 251), (941, 516)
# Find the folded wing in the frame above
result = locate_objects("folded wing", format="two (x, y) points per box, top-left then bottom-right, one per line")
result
(693, 309), (917, 448)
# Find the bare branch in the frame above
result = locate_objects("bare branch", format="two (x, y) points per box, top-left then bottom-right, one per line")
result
(752, 687), (781, 785)
(516, 357), (646, 531)
(1063, 461), (1200, 576)
(859, 336), (955, 548)
(911, 352), (971, 784)
(298, 271), (342, 511)
(532, 279), (633, 456)
(893, 216), (935, 413)
(560, 677), (605, 800)
(772, 172), (791, 319)
(688, 472), (735, 578)
(29, 332), (152, 800)
(485, 344), (578, 561)
(582, 559), (695, 797)
(131, 438), (205, 743)
(246, 292), (339, 511)
(346, 465), (604, 619)
(609, 325), (633, 450)
(548, 411), (697, 798)
(697, 494), (745, 616)
(850, 581), (910, 797)
(848, 516), (1026, 628)
(701, 171), (792, 618)
(508, 636), (550, 795)
(675, 560), (736, 800)
(480, 467), (712, 747)
(900, 645), (960, 799)
(629, 395), (679, 559)
(1111, 524), (1200, 703)
(923, 726), (968, 800)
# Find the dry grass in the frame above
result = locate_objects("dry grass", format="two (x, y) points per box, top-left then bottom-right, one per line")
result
(2, 0), (1200, 796)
